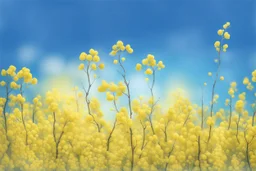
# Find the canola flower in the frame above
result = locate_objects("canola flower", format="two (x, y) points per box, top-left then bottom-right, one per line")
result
(1, 22), (256, 171)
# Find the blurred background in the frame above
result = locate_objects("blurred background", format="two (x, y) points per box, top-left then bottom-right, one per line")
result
(0, 0), (255, 119)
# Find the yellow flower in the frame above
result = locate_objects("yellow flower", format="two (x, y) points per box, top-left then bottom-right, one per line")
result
(120, 45), (125, 51)
(110, 50), (117, 56)
(223, 44), (228, 49)
(206, 117), (214, 126)
(228, 88), (234, 96)
(78, 92), (83, 98)
(235, 100), (244, 113)
(225, 99), (230, 106)
(145, 78), (149, 82)
(142, 59), (148, 65)
(252, 77), (256, 82)
(126, 47), (133, 54)
(109, 83), (118, 92)
(147, 54), (154, 60)
(0, 81), (6, 86)
(117, 40), (124, 47)
(125, 44), (131, 50)
(78, 63), (85, 70)
(223, 22), (230, 29)
(91, 63), (97, 70)
(243, 77), (249, 85)
(252, 70), (256, 77)
(86, 55), (93, 61)
(135, 64), (142, 71)
(113, 60), (118, 64)
(121, 57), (126, 62)
(223, 24), (228, 29)
(208, 72), (212, 76)
(13, 76), (19, 82)
(112, 45), (117, 50)
(106, 92), (114, 101)
(33, 97), (39, 104)
(157, 61), (165, 69)
(99, 63), (105, 70)
(145, 68), (153, 75)
(217, 29), (224, 36)
(89, 49), (97, 56)
(31, 78), (38, 85)
(220, 76), (224, 81)
(231, 82), (237, 88)
(204, 82), (207, 86)
(224, 32), (230, 39)
(1, 69), (7, 76)
(93, 55), (100, 62)
(79, 52), (87, 61)
(98, 80), (109, 92)
(214, 41), (220, 47)
(10, 81), (19, 89)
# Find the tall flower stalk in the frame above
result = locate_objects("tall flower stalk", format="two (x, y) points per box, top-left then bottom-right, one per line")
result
(207, 22), (231, 143)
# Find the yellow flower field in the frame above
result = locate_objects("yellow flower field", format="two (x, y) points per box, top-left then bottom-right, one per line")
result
(0, 22), (256, 171)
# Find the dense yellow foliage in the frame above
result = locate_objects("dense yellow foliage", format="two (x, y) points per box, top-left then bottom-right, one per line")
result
(0, 22), (256, 171)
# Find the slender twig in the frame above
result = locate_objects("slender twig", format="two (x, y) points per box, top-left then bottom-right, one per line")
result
(117, 52), (135, 171)
(208, 38), (224, 143)
(20, 84), (28, 145)
(228, 97), (233, 130)
(244, 129), (255, 171)
(106, 94), (119, 151)
(236, 114), (241, 144)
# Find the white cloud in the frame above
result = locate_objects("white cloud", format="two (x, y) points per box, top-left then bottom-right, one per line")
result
(161, 73), (201, 109)
(129, 73), (150, 97)
(18, 45), (38, 65)
(40, 56), (65, 75)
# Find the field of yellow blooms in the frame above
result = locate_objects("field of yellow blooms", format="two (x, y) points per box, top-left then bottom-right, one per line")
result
(0, 22), (256, 171)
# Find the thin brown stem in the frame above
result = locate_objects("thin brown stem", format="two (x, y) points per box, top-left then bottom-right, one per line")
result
(244, 130), (254, 171)
(20, 84), (28, 145)
(53, 112), (57, 143)
(82, 64), (102, 132)
(117, 52), (134, 171)
(106, 119), (117, 151)
(236, 114), (241, 144)
(208, 40), (223, 143)
(55, 121), (68, 159)
(3, 84), (10, 135)
(228, 97), (232, 130)
(164, 141), (176, 171)
(252, 111), (256, 127)
(148, 67), (156, 135)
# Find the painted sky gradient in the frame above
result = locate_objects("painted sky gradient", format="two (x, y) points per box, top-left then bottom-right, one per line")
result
(0, 1), (255, 119)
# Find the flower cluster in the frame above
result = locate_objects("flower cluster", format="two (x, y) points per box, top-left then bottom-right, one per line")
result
(110, 40), (133, 57)
(78, 49), (104, 71)
(214, 22), (231, 52)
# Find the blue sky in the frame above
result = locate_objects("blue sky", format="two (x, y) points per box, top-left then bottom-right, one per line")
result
(0, 1), (255, 118)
